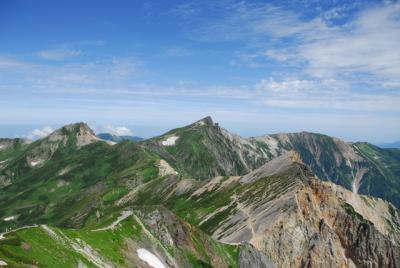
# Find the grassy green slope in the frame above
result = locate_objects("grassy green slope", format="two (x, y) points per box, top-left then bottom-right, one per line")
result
(353, 142), (400, 207)
(142, 117), (255, 180)
(0, 206), (238, 268)
(0, 134), (161, 232)
(0, 139), (29, 162)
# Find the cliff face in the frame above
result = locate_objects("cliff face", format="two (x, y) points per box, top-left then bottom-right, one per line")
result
(185, 155), (400, 267)
(290, 179), (400, 268)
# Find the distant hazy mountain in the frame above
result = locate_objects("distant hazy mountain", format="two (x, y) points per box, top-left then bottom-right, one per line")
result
(1, 118), (400, 267)
(97, 132), (144, 142)
(378, 140), (400, 148)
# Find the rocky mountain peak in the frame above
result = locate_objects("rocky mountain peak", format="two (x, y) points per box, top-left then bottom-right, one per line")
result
(62, 122), (95, 136)
(194, 116), (214, 126)
(46, 122), (99, 147)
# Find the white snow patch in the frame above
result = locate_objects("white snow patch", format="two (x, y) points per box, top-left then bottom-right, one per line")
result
(0, 260), (7, 266)
(161, 136), (179, 146)
(30, 159), (44, 167)
(3, 216), (15, 222)
(0, 145), (5, 150)
(93, 211), (133, 231)
(137, 248), (165, 268)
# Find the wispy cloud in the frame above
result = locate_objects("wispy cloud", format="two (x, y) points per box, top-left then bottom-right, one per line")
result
(110, 57), (142, 78)
(26, 126), (54, 140)
(295, 4), (400, 83)
(36, 48), (82, 60)
(256, 77), (400, 111)
(170, 0), (400, 118)
(175, 1), (327, 41)
(0, 55), (34, 69)
(1, 50), (399, 114)
(30, 76), (400, 112)
(2, 56), (144, 92)
(177, 1), (400, 86)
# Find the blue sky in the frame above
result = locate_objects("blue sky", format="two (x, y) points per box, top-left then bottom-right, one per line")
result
(0, 0), (399, 142)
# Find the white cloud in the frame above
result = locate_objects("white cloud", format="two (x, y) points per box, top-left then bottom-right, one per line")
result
(37, 48), (81, 60)
(297, 4), (400, 82)
(179, 2), (400, 86)
(281, 4), (399, 85)
(27, 126), (54, 140)
(264, 49), (295, 62)
(104, 125), (133, 136)
(4, 56), (144, 93)
(256, 77), (400, 111)
(177, 2), (331, 42)
(111, 57), (141, 78)
(174, 1), (400, 116)
(0, 55), (34, 69)
(1, 1), (399, 135)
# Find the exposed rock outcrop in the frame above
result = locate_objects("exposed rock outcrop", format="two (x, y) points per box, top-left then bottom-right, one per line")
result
(194, 160), (400, 267)
(239, 243), (276, 268)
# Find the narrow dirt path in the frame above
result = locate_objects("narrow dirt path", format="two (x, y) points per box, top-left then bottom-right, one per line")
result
(92, 211), (133, 232)
(0, 225), (38, 240)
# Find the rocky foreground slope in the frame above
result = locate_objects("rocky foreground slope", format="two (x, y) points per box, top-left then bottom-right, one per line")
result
(121, 150), (400, 267)
(188, 152), (400, 267)
(0, 118), (399, 267)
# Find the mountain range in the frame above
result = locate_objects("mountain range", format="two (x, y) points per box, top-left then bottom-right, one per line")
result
(0, 117), (399, 267)
(378, 141), (400, 149)
(97, 133), (144, 143)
